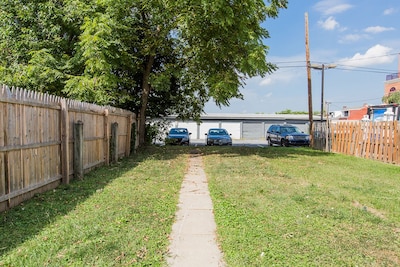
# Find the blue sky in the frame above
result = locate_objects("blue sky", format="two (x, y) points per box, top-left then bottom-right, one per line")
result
(204, 0), (400, 114)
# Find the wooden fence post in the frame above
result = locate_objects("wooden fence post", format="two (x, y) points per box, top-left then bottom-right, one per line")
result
(104, 109), (110, 166)
(125, 114), (133, 157)
(135, 116), (140, 151)
(111, 122), (118, 163)
(61, 99), (70, 184)
(74, 121), (84, 180)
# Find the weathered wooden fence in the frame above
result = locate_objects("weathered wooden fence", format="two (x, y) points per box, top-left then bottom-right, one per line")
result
(0, 85), (135, 211)
(313, 121), (400, 165)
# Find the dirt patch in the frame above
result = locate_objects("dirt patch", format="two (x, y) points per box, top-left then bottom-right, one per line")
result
(352, 201), (386, 219)
(189, 149), (202, 156)
(367, 249), (400, 266)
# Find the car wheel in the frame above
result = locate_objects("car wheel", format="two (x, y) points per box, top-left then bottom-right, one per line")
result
(280, 139), (287, 147)
(266, 137), (271, 146)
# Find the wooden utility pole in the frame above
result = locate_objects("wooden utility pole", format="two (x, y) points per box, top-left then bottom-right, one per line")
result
(305, 12), (313, 140)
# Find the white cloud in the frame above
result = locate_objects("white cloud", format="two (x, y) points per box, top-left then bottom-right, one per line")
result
(383, 8), (396, 15)
(263, 69), (302, 87)
(364, 26), (395, 34)
(337, 44), (394, 67)
(339, 33), (369, 43)
(314, 0), (353, 15)
(259, 77), (272, 86)
(338, 27), (395, 44)
(318, 16), (339, 30)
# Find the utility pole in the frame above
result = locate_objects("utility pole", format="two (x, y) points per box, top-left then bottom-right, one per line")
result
(321, 64), (325, 122)
(305, 12), (313, 138)
(310, 63), (336, 121)
(325, 101), (331, 152)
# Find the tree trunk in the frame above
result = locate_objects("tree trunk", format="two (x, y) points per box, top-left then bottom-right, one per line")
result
(138, 55), (155, 147)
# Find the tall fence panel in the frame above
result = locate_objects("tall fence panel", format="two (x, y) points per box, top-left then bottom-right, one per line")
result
(313, 121), (400, 165)
(0, 85), (135, 211)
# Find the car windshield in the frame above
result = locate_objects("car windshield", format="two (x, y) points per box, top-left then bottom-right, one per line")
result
(209, 129), (227, 135)
(281, 127), (301, 133)
(169, 128), (187, 134)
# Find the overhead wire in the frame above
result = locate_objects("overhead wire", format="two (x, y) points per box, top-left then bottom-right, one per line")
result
(273, 62), (398, 74)
(272, 52), (400, 74)
(270, 52), (399, 107)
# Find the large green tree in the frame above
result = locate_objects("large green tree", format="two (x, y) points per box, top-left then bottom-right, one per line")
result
(0, 0), (288, 146)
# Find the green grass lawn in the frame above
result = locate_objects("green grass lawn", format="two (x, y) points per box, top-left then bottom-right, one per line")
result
(1, 145), (399, 266)
(203, 146), (400, 266)
(0, 146), (188, 266)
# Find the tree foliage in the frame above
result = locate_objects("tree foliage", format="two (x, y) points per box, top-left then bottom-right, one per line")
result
(0, 0), (288, 146)
(276, 109), (309, 115)
(382, 92), (400, 104)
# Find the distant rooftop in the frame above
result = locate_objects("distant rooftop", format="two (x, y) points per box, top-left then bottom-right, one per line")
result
(386, 73), (400, 81)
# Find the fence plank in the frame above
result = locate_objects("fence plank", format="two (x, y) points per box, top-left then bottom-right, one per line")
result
(313, 121), (400, 165)
(394, 123), (399, 163)
(61, 99), (69, 184)
(0, 85), (135, 211)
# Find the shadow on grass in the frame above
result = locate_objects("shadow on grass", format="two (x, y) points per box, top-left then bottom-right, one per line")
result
(198, 145), (332, 159)
(0, 144), (329, 257)
(0, 145), (186, 257)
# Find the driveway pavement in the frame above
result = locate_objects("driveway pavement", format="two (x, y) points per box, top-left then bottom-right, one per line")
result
(190, 139), (268, 147)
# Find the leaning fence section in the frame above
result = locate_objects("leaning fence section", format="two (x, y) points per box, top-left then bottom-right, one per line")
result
(313, 121), (400, 165)
(0, 85), (135, 211)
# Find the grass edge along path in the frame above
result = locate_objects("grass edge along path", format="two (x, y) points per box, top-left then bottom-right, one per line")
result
(203, 146), (400, 267)
(0, 146), (188, 266)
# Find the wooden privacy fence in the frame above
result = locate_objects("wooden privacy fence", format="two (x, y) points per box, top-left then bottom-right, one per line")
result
(313, 121), (400, 165)
(0, 85), (135, 211)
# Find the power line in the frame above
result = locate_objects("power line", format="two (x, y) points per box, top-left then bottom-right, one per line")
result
(274, 64), (398, 75)
(275, 64), (398, 74)
(272, 52), (400, 74)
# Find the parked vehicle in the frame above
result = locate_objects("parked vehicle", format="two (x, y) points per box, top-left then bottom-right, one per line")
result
(266, 124), (310, 147)
(205, 128), (232, 146)
(165, 128), (191, 145)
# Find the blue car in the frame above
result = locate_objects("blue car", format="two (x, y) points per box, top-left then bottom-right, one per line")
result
(166, 128), (191, 145)
(205, 128), (232, 146)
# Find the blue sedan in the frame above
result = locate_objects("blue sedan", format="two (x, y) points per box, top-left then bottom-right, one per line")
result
(166, 128), (191, 145)
(205, 128), (232, 146)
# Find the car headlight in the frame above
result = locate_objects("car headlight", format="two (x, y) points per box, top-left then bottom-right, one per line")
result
(305, 136), (310, 140)
(286, 135), (294, 140)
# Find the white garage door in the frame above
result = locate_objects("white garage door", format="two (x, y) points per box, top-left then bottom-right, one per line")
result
(242, 122), (264, 140)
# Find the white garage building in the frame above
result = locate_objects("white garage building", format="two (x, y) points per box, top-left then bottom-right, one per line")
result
(164, 113), (317, 140)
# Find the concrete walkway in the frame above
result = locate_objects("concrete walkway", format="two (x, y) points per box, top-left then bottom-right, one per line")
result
(166, 152), (225, 267)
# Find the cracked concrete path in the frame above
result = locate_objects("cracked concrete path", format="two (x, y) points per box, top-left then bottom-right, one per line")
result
(166, 153), (225, 267)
